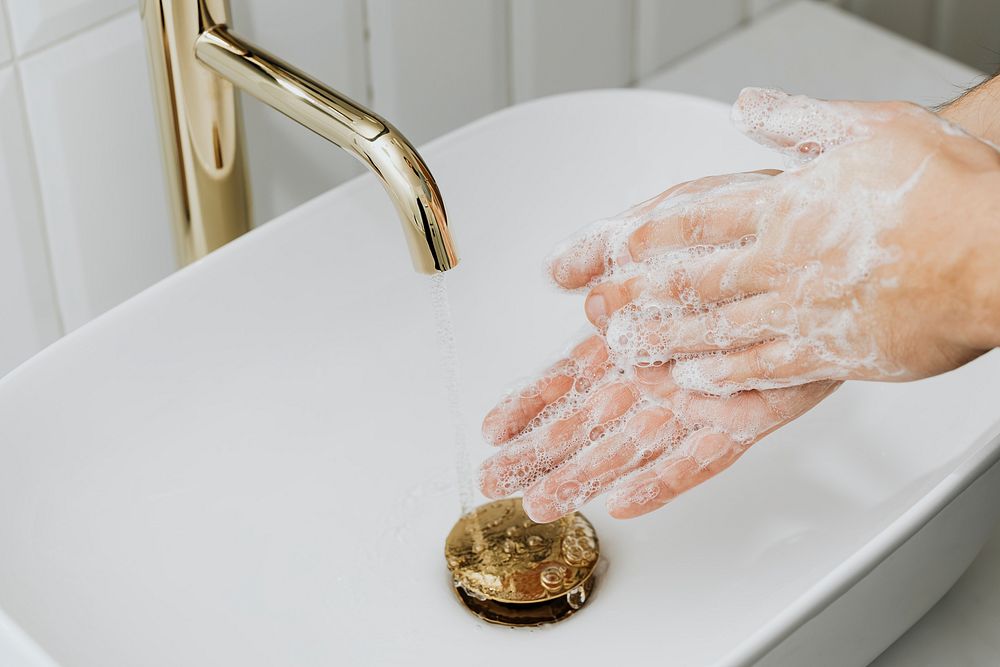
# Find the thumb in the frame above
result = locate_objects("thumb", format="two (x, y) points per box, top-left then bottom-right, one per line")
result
(732, 87), (870, 162)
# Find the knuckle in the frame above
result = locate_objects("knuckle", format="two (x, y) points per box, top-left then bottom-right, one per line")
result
(628, 223), (652, 260)
(748, 347), (775, 380)
(679, 214), (704, 246)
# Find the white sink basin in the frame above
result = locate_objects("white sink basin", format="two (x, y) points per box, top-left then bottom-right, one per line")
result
(1, 90), (999, 667)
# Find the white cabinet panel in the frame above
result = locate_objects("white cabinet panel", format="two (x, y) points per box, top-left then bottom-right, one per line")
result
(367, 0), (509, 144)
(933, 0), (1000, 73)
(511, 0), (632, 102)
(848, 0), (933, 45)
(0, 2), (11, 65)
(635, 0), (744, 80)
(643, 1), (982, 108)
(6, 0), (132, 56)
(231, 0), (369, 227)
(747, 0), (792, 16)
(19, 11), (175, 331)
(0, 67), (61, 377)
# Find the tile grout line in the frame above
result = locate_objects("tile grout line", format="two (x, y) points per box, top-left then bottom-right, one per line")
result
(359, 0), (375, 108)
(13, 4), (136, 64)
(0, 0), (66, 336)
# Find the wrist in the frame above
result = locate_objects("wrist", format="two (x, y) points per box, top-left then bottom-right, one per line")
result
(938, 75), (1000, 146)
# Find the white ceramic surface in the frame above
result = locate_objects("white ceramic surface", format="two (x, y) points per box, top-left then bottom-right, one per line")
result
(0, 90), (999, 666)
(871, 526), (1000, 665)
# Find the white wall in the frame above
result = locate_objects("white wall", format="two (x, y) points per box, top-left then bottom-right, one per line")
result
(0, 0), (994, 377)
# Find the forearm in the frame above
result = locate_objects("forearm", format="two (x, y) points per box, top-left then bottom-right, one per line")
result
(932, 74), (1000, 352)
(957, 166), (1000, 353)
(939, 73), (1000, 145)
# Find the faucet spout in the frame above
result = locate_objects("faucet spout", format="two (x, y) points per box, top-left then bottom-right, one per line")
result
(141, 1), (458, 273)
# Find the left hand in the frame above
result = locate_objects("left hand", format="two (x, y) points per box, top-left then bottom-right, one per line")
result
(566, 88), (1000, 395)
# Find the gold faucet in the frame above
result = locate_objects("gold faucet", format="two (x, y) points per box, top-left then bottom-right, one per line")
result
(141, 0), (459, 273)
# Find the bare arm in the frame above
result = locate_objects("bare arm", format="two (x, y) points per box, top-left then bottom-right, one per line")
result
(940, 72), (1000, 144)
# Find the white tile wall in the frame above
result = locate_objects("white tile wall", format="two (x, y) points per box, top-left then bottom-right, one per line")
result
(635, 0), (744, 79)
(367, 0), (510, 144)
(19, 11), (174, 331)
(230, 0), (370, 227)
(0, 67), (61, 376)
(5, 0), (132, 56)
(510, 0), (632, 102)
(0, 1), (11, 64)
(0, 0), (992, 375)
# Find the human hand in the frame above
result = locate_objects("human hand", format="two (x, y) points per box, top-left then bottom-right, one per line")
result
(478, 335), (837, 522)
(479, 87), (1000, 523)
(566, 88), (1000, 394)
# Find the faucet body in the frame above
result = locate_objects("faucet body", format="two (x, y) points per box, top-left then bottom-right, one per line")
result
(141, 0), (458, 273)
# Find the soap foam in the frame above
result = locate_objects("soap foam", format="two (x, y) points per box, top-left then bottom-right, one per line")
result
(582, 91), (942, 395)
(484, 89), (983, 519)
(480, 331), (837, 520)
(731, 87), (877, 166)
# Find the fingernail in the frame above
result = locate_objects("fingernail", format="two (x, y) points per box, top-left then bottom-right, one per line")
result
(585, 293), (608, 325)
(690, 432), (732, 467)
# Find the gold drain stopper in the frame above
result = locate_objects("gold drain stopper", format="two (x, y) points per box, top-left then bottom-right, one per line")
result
(444, 497), (599, 626)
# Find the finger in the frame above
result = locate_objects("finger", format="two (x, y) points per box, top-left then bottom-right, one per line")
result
(606, 381), (838, 518)
(479, 381), (637, 499)
(584, 243), (793, 328)
(655, 293), (799, 356)
(547, 220), (623, 290)
(678, 380), (840, 442)
(624, 170), (778, 220)
(586, 245), (781, 329)
(522, 406), (681, 523)
(626, 190), (763, 262)
(597, 256), (795, 367)
(482, 335), (609, 445)
(732, 87), (870, 161)
(605, 430), (745, 519)
(547, 171), (778, 290)
(671, 340), (846, 394)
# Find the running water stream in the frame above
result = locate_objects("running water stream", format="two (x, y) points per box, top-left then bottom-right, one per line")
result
(428, 273), (475, 515)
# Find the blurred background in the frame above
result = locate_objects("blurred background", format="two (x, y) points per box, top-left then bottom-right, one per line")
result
(0, 0), (995, 378)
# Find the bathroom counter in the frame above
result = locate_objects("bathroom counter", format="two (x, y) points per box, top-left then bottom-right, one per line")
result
(642, 2), (1000, 665)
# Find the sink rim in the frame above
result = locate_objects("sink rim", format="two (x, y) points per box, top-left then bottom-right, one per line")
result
(1, 89), (999, 665)
(726, 417), (1000, 665)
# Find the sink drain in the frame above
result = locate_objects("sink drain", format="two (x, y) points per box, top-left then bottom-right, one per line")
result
(444, 498), (599, 626)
